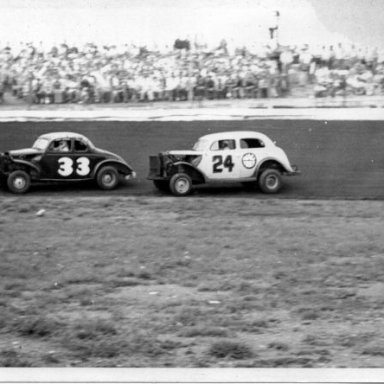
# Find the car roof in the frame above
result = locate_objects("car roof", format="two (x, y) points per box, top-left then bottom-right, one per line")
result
(38, 132), (92, 142)
(198, 131), (271, 142)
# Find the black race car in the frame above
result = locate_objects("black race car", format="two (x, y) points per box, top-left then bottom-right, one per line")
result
(0, 132), (136, 193)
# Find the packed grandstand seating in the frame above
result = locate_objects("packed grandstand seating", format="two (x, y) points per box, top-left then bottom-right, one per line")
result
(0, 40), (383, 104)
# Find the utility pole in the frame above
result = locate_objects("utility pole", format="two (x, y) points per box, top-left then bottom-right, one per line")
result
(269, 10), (280, 48)
(28, 70), (33, 109)
(275, 11), (280, 46)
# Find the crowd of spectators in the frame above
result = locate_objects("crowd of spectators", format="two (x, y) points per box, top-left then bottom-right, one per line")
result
(0, 39), (384, 105)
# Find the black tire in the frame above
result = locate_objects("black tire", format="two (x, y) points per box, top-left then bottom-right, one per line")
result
(153, 180), (170, 192)
(169, 173), (192, 196)
(96, 166), (119, 190)
(7, 170), (31, 194)
(258, 169), (282, 194)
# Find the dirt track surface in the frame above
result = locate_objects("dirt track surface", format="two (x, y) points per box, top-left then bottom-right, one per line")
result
(1, 196), (384, 367)
(1, 119), (384, 199)
(1, 120), (384, 368)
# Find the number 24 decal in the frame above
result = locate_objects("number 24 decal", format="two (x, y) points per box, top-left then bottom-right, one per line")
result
(212, 155), (234, 173)
(58, 157), (90, 176)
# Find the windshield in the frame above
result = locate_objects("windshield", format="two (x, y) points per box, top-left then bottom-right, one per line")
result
(32, 138), (50, 151)
(192, 139), (208, 151)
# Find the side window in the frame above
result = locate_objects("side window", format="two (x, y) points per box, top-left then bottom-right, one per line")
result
(49, 139), (71, 152)
(240, 138), (265, 149)
(210, 139), (236, 151)
(74, 140), (88, 152)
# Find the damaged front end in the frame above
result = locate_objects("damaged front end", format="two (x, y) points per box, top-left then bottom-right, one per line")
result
(148, 152), (202, 180)
(0, 152), (12, 185)
(0, 152), (12, 174)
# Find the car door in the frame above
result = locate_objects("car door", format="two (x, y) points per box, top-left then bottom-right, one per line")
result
(40, 138), (95, 180)
(237, 137), (266, 179)
(198, 139), (239, 180)
(40, 138), (75, 179)
(69, 138), (98, 179)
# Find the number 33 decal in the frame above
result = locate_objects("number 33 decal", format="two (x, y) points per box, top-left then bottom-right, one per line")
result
(58, 157), (90, 176)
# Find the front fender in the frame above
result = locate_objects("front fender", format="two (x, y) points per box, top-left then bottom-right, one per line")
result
(92, 160), (134, 178)
(3, 157), (41, 176)
(171, 161), (206, 184)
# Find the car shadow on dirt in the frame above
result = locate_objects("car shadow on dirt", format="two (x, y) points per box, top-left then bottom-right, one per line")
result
(0, 179), (139, 196)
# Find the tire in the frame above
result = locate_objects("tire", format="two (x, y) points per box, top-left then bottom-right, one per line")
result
(7, 170), (31, 194)
(169, 173), (192, 196)
(153, 180), (170, 192)
(258, 169), (282, 194)
(96, 166), (119, 190)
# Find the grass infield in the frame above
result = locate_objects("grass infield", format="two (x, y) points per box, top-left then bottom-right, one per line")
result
(0, 196), (383, 367)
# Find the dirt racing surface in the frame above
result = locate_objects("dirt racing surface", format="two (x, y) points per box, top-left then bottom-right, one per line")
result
(0, 196), (384, 367)
(0, 119), (384, 199)
(1, 119), (384, 368)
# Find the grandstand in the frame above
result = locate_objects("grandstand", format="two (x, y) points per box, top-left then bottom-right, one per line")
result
(0, 0), (383, 106)
(0, 40), (383, 106)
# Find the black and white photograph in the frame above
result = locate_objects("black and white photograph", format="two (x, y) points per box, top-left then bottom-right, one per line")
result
(0, 0), (384, 380)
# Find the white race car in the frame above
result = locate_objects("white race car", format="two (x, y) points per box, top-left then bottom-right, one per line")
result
(148, 131), (300, 196)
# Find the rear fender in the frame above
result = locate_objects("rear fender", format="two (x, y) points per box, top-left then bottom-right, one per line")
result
(254, 159), (287, 178)
(92, 160), (134, 177)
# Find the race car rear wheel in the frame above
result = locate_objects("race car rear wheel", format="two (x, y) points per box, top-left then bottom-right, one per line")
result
(96, 166), (119, 190)
(7, 170), (31, 194)
(169, 173), (192, 196)
(153, 180), (170, 192)
(258, 169), (282, 194)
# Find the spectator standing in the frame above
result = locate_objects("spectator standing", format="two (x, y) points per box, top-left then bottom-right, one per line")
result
(204, 75), (216, 100)
(0, 79), (3, 103)
(258, 69), (270, 98)
(163, 73), (174, 101)
(194, 74), (205, 101)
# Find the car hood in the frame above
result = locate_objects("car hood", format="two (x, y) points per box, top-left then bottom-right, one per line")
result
(165, 150), (203, 156)
(8, 148), (42, 157)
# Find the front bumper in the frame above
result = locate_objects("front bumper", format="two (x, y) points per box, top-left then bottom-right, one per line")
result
(125, 171), (137, 180)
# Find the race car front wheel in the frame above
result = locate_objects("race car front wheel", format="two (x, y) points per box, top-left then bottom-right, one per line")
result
(7, 170), (31, 194)
(169, 173), (192, 196)
(96, 166), (119, 190)
(258, 169), (282, 194)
